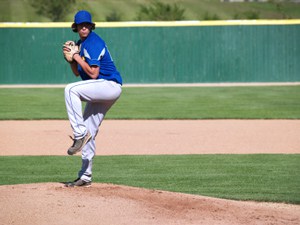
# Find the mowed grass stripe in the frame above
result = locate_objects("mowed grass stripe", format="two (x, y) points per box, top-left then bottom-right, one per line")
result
(0, 86), (299, 119)
(0, 154), (299, 204)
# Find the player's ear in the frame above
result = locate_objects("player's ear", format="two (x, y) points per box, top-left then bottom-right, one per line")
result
(71, 23), (78, 33)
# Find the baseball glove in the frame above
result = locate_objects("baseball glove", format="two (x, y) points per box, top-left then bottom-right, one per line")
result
(63, 41), (79, 63)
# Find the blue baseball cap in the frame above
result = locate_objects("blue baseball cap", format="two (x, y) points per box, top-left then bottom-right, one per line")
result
(72, 10), (95, 32)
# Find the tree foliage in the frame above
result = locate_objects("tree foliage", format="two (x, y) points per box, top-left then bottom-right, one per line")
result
(105, 11), (122, 22)
(136, 0), (185, 21)
(30, 0), (76, 22)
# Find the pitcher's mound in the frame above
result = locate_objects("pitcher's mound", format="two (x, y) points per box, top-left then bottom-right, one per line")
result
(1, 183), (299, 225)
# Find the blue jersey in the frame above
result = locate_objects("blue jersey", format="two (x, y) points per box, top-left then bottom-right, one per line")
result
(77, 32), (122, 85)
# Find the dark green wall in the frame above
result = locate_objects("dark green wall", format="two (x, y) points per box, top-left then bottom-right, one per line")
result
(0, 24), (299, 84)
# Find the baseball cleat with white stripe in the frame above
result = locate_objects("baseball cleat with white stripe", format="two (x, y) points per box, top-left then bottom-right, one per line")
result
(65, 178), (92, 187)
(67, 131), (92, 155)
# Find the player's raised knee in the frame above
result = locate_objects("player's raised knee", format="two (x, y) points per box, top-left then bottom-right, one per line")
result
(64, 83), (73, 97)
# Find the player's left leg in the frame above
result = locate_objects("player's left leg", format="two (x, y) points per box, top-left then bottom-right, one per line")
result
(65, 79), (121, 156)
(65, 79), (121, 139)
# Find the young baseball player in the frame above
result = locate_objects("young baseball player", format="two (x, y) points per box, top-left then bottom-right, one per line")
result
(63, 10), (122, 187)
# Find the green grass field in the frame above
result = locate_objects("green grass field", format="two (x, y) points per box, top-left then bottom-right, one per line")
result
(1, 0), (300, 22)
(0, 86), (299, 204)
(0, 86), (299, 119)
(1, 154), (299, 204)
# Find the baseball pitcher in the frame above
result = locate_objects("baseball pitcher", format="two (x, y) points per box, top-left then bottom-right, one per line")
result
(63, 10), (122, 187)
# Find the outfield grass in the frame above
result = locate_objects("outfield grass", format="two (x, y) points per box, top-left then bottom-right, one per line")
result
(0, 154), (299, 204)
(0, 86), (299, 120)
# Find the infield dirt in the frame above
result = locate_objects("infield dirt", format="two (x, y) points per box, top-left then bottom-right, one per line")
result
(0, 120), (299, 225)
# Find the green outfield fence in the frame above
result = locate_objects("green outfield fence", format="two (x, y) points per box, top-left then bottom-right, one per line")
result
(0, 20), (299, 84)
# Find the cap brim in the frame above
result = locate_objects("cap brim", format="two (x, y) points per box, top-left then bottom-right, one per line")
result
(71, 22), (95, 33)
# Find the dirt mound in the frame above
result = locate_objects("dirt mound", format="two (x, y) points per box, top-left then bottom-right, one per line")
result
(1, 183), (299, 225)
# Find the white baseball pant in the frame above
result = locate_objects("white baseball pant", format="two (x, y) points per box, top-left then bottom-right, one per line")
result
(64, 79), (122, 182)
